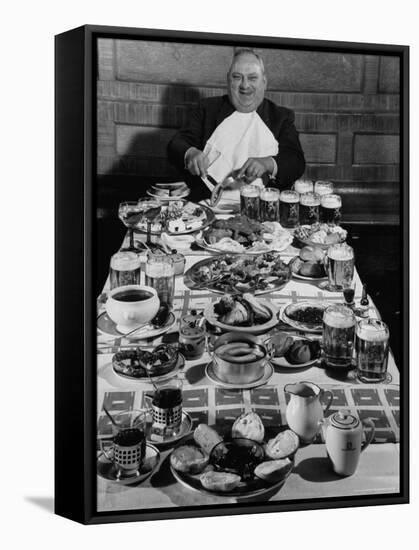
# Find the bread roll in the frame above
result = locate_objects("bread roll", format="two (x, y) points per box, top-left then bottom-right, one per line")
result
(193, 424), (224, 455)
(170, 445), (209, 474)
(265, 430), (299, 459)
(254, 458), (293, 483)
(200, 471), (241, 492)
(231, 412), (265, 443)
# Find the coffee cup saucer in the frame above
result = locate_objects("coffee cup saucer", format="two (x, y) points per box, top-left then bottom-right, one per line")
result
(145, 410), (193, 447)
(97, 311), (175, 340)
(97, 443), (160, 485)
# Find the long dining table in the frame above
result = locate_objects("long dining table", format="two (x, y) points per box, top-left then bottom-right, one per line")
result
(96, 216), (400, 513)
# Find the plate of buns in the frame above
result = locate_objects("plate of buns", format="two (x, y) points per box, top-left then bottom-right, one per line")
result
(288, 246), (327, 281)
(170, 413), (297, 498)
(147, 182), (190, 201)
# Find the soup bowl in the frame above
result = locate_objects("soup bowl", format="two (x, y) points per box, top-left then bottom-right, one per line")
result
(105, 284), (160, 333)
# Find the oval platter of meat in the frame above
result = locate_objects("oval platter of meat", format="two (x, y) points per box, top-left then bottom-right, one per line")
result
(183, 252), (292, 295)
(204, 293), (279, 334)
(195, 215), (293, 254)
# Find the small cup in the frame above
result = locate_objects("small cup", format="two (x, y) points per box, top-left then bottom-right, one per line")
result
(100, 409), (147, 476)
(145, 378), (184, 440)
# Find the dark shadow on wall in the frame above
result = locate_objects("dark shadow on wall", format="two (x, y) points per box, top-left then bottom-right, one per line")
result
(95, 84), (203, 295)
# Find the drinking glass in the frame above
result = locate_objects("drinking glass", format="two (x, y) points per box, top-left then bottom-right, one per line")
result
(240, 185), (260, 220)
(179, 311), (206, 360)
(279, 190), (299, 228)
(118, 201), (143, 252)
(356, 319), (390, 383)
(260, 187), (280, 222)
(101, 409), (147, 476)
(320, 194), (342, 225)
(322, 304), (356, 370)
(293, 178), (314, 194)
(325, 243), (355, 291)
(144, 253), (175, 309)
(147, 378), (184, 440)
(314, 180), (334, 196)
(299, 192), (320, 225)
(109, 250), (142, 290)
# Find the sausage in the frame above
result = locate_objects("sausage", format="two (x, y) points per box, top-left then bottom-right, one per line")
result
(219, 352), (258, 363)
(215, 343), (252, 356)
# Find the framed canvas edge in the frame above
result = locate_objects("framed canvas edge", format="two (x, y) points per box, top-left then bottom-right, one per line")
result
(55, 24), (410, 526)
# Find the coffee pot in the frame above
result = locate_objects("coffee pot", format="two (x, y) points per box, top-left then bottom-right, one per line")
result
(284, 382), (333, 443)
(322, 410), (375, 476)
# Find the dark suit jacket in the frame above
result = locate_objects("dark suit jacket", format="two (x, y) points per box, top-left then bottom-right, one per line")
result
(167, 95), (305, 200)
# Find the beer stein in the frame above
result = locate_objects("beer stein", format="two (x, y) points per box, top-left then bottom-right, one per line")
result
(109, 250), (141, 290)
(314, 180), (334, 196)
(284, 381), (333, 443)
(299, 192), (320, 225)
(240, 185), (260, 220)
(356, 319), (390, 383)
(325, 243), (355, 291)
(322, 304), (356, 369)
(322, 410), (375, 476)
(320, 193), (342, 225)
(279, 190), (299, 228)
(260, 187), (280, 222)
(144, 252), (175, 309)
(293, 178), (313, 194)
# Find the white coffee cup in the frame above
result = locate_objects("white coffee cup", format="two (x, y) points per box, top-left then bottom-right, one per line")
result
(105, 284), (160, 333)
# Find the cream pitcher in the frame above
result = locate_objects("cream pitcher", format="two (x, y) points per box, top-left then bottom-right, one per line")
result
(322, 410), (375, 476)
(284, 382), (333, 443)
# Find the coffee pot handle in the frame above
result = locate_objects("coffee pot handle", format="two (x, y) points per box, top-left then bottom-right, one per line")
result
(322, 390), (333, 416)
(361, 418), (375, 452)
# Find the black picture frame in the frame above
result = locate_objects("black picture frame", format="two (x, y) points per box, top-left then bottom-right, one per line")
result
(55, 24), (409, 525)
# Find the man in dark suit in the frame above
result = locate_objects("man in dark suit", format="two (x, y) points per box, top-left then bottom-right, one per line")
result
(167, 49), (305, 201)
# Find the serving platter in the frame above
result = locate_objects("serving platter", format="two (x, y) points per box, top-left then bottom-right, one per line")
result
(184, 253), (291, 295)
(280, 301), (328, 333)
(196, 227), (293, 255)
(135, 200), (215, 235)
(294, 224), (347, 250)
(204, 299), (279, 334)
(112, 352), (185, 383)
(170, 435), (293, 499)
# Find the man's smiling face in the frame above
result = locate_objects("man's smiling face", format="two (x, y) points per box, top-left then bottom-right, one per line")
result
(227, 53), (267, 113)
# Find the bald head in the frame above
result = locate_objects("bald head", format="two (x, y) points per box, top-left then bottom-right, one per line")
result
(227, 49), (267, 113)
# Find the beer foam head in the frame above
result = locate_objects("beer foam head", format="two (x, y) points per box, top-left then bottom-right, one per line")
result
(241, 185), (260, 198)
(356, 320), (389, 342)
(323, 305), (355, 328)
(327, 243), (354, 261)
(261, 188), (279, 201)
(314, 180), (334, 196)
(280, 190), (299, 203)
(110, 251), (141, 270)
(321, 194), (342, 208)
(294, 179), (313, 194)
(300, 192), (320, 206)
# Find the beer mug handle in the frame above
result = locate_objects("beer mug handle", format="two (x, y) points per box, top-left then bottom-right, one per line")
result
(361, 418), (375, 452)
(322, 390), (333, 416)
(99, 439), (115, 462)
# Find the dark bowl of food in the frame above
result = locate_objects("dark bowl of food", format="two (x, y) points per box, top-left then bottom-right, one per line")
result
(210, 438), (265, 481)
(282, 301), (328, 332)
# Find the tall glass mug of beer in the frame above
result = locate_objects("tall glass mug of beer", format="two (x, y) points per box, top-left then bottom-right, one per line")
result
(314, 180), (334, 196)
(356, 319), (390, 383)
(109, 251), (142, 290)
(260, 187), (280, 222)
(325, 243), (355, 291)
(144, 253), (175, 309)
(320, 193), (342, 225)
(293, 178), (313, 194)
(299, 192), (321, 225)
(240, 185), (260, 220)
(323, 304), (356, 369)
(279, 190), (299, 228)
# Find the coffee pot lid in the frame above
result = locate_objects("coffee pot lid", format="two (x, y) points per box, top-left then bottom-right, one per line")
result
(330, 410), (359, 429)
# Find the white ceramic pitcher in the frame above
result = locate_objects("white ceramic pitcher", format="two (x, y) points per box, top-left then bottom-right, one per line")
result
(284, 381), (333, 443)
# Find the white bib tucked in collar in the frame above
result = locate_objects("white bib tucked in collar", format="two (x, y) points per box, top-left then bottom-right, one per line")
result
(203, 110), (279, 187)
